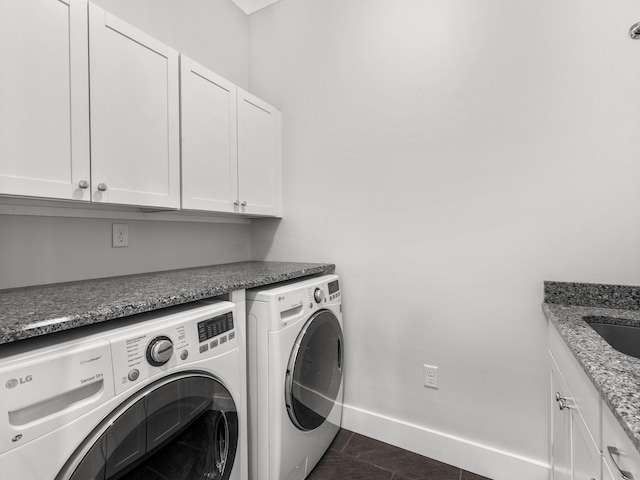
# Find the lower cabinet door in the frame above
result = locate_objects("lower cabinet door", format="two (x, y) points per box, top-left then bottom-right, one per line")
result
(551, 359), (572, 480)
(572, 412), (601, 480)
(602, 459), (618, 480)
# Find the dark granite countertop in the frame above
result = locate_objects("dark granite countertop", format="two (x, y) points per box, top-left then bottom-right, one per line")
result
(0, 261), (334, 345)
(543, 281), (640, 453)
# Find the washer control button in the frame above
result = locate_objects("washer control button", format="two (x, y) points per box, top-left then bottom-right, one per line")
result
(199, 344), (209, 353)
(180, 350), (189, 360)
(128, 369), (140, 381)
(314, 288), (324, 304)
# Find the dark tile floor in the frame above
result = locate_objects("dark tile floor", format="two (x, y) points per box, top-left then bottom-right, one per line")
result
(306, 429), (492, 480)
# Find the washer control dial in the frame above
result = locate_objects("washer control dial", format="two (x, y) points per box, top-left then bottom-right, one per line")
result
(147, 336), (174, 366)
(313, 288), (325, 304)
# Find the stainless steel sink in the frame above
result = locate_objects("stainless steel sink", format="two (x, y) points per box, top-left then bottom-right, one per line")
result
(583, 316), (640, 359)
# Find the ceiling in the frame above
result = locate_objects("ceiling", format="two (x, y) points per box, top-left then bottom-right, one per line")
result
(230, 0), (281, 14)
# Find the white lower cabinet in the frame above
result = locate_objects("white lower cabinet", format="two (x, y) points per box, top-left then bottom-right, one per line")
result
(550, 355), (600, 480)
(549, 321), (640, 480)
(0, 0), (90, 201)
(88, 3), (180, 209)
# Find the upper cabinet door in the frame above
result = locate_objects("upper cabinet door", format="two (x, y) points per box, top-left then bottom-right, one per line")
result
(0, 0), (91, 201)
(236, 89), (282, 217)
(89, 4), (180, 208)
(180, 55), (238, 213)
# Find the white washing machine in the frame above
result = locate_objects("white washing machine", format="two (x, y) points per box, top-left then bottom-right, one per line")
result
(246, 274), (343, 480)
(0, 300), (247, 480)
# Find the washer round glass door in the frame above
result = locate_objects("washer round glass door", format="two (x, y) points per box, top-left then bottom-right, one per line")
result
(285, 309), (343, 431)
(56, 372), (238, 480)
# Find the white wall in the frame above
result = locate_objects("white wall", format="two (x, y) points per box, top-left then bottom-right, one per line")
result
(249, 0), (640, 478)
(0, 216), (251, 289)
(0, 0), (252, 290)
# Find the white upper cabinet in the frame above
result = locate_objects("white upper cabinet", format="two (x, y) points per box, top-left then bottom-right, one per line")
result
(88, 3), (180, 209)
(0, 0), (91, 201)
(180, 56), (238, 213)
(181, 56), (282, 217)
(237, 89), (282, 217)
(0, 2), (281, 216)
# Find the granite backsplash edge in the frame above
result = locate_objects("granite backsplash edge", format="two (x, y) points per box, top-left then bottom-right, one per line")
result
(544, 280), (640, 310)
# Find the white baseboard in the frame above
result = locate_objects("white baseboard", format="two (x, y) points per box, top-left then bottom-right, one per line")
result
(341, 404), (549, 480)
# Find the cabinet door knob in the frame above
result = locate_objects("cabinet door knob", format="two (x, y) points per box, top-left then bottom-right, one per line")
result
(558, 399), (572, 411)
(241, 201), (247, 207)
(78, 180), (89, 189)
(233, 200), (239, 207)
(97, 183), (108, 192)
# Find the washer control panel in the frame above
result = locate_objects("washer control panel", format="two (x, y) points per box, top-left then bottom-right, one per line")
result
(197, 312), (234, 343)
(108, 301), (235, 395)
(196, 311), (235, 355)
(247, 274), (341, 331)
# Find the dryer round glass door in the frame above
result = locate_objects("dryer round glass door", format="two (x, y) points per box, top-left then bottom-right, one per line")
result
(285, 309), (343, 431)
(56, 372), (238, 480)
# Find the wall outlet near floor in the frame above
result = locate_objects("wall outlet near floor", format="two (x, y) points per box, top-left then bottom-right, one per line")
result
(423, 364), (439, 389)
(112, 223), (129, 248)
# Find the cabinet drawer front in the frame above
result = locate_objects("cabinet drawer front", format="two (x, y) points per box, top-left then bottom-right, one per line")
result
(549, 324), (601, 449)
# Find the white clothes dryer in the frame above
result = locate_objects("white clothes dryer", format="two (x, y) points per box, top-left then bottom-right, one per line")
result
(246, 275), (343, 480)
(0, 300), (247, 480)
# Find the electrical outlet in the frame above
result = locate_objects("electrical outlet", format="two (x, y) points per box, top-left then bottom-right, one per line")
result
(112, 223), (129, 248)
(423, 364), (439, 389)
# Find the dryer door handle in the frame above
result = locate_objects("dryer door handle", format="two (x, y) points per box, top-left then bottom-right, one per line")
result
(337, 337), (342, 372)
